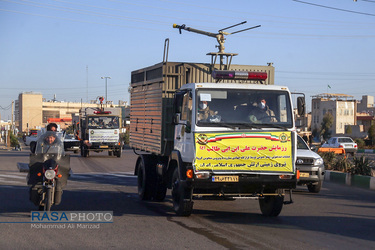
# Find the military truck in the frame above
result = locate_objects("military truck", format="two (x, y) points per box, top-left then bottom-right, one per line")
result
(79, 98), (122, 157)
(130, 23), (305, 216)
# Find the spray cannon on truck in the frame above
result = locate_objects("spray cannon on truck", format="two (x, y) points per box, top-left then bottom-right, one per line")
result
(79, 97), (123, 158)
(130, 22), (305, 216)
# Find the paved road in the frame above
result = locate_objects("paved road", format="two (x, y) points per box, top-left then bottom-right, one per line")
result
(1, 147), (375, 249)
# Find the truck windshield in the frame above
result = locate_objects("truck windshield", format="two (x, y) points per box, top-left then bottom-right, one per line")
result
(88, 116), (119, 129)
(196, 89), (293, 128)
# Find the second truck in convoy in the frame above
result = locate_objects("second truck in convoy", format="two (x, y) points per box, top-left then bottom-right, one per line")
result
(78, 97), (123, 158)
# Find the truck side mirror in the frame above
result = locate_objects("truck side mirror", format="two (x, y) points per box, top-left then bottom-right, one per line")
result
(297, 97), (305, 116)
(173, 92), (184, 114)
(173, 113), (180, 125)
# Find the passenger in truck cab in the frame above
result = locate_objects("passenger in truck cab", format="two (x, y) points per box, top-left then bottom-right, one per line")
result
(248, 97), (277, 123)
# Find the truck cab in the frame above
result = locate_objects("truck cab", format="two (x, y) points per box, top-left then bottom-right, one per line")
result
(168, 81), (298, 216)
(174, 83), (295, 162)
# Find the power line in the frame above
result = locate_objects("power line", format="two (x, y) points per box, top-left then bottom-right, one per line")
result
(0, 104), (12, 110)
(2, 0), (170, 25)
(292, 0), (375, 17)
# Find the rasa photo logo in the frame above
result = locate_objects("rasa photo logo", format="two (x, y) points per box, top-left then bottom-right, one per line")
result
(30, 211), (113, 229)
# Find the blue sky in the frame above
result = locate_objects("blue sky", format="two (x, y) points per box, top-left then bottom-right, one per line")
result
(1, 0), (374, 120)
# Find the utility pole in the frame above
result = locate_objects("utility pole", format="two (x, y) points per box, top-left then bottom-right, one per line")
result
(11, 100), (14, 132)
(101, 76), (111, 107)
(6, 101), (14, 149)
(86, 65), (89, 103)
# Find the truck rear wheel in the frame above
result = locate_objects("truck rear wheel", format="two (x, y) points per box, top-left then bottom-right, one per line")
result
(259, 192), (284, 217)
(137, 155), (154, 200)
(171, 168), (193, 216)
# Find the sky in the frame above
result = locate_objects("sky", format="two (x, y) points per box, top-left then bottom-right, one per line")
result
(1, 0), (375, 121)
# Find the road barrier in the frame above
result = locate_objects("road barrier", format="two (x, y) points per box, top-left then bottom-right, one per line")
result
(325, 170), (375, 190)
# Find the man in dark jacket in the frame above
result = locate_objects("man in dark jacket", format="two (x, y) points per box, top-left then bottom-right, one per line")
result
(249, 98), (277, 123)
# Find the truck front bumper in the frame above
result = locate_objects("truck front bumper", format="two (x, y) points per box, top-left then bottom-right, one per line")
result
(87, 142), (122, 150)
(182, 174), (297, 197)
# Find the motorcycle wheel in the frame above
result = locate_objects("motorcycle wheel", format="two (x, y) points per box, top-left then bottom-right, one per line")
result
(44, 188), (53, 211)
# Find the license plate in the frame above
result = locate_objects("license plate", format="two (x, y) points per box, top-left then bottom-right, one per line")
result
(300, 172), (310, 178)
(99, 145), (108, 148)
(212, 176), (239, 182)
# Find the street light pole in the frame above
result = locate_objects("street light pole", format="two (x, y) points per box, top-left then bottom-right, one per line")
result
(101, 76), (111, 106)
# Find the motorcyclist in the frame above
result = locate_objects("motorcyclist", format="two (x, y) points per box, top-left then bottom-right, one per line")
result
(35, 131), (64, 155)
(30, 130), (66, 208)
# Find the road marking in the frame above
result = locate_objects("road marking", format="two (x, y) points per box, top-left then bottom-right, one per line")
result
(0, 179), (24, 184)
(71, 172), (136, 178)
(0, 174), (27, 179)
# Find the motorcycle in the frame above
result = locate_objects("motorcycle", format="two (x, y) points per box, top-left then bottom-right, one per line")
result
(27, 131), (70, 211)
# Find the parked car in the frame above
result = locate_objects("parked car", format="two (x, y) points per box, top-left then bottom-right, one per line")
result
(321, 136), (357, 155)
(63, 134), (80, 153)
(24, 134), (38, 146)
(296, 135), (325, 193)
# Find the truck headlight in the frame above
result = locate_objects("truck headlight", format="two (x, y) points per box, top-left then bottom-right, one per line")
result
(314, 157), (323, 166)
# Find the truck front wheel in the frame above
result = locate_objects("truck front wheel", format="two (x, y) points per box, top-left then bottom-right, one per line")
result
(259, 192), (284, 217)
(171, 168), (193, 216)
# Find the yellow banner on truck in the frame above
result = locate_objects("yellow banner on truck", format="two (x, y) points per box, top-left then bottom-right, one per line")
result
(194, 131), (294, 173)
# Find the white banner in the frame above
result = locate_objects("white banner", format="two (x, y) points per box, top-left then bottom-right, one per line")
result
(89, 129), (119, 143)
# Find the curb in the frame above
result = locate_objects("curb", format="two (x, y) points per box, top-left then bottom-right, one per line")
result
(325, 170), (375, 190)
(357, 149), (375, 153)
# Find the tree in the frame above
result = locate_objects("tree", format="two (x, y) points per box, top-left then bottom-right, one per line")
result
(345, 125), (352, 135)
(10, 131), (20, 147)
(65, 125), (74, 134)
(312, 127), (319, 138)
(320, 112), (333, 140)
(368, 124), (375, 146)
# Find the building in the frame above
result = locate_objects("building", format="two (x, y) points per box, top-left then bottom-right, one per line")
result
(311, 93), (356, 136)
(16, 92), (127, 132)
(356, 95), (375, 135)
(357, 95), (375, 115)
